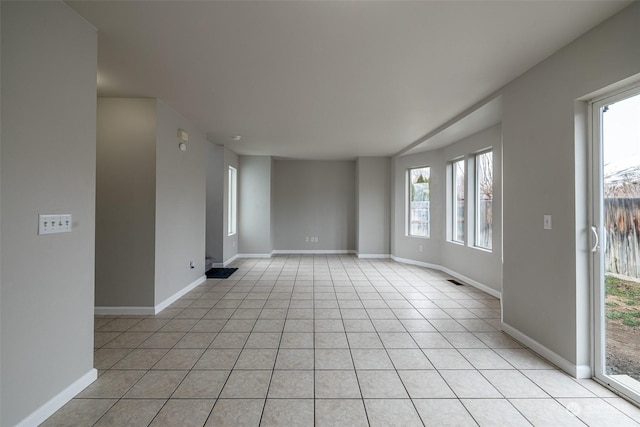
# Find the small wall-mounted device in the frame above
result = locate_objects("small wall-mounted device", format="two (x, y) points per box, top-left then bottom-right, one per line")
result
(178, 128), (188, 152)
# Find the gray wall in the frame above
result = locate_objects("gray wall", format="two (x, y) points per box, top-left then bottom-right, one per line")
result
(394, 149), (444, 265)
(0, 2), (97, 425)
(96, 98), (157, 307)
(223, 148), (239, 262)
(501, 3), (640, 370)
(440, 125), (502, 292)
(239, 156), (273, 255)
(97, 99), (206, 308)
(206, 142), (224, 264)
(356, 157), (391, 256)
(154, 101), (206, 305)
(392, 125), (502, 293)
(273, 160), (356, 251)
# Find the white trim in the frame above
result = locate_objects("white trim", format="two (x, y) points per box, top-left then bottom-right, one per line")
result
(576, 364), (593, 379)
(271, 249), (356, 255)
(439, 266), (501, 299)
(237, 253), (272, 259)
(356, 253), (391, 259)
(501, 321), (591, 379)
(391, 255), (440, 270)
(154, 275), (206, 314)
(95, 306), (155, 315)
(95, 275), (206, 316)
(213, 254), (240, 267)
(390, 255), (501, 299)
(15, 368), (97, 427)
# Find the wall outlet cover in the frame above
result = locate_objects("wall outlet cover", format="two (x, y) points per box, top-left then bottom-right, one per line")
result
(38, 214), (72, 235)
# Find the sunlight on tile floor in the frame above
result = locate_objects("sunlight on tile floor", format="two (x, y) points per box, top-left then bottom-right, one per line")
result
(42, 256), (640, 426)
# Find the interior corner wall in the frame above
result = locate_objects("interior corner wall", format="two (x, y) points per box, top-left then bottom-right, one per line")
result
(206, 142), (224, 264)
(439, 125), (502, 293)
(391, 124), (502, 294)
(154, 101), (206, 305)
(501, 3), (640, 370)
(238, 155), (272, 255)
(356, 157), (391, 256)
(1, 2), (97, 425)
(223, 147), (239, 262)
(273, 159), (356, 251)
(393, 150), (444, 266)
(96, 98), (157, 307)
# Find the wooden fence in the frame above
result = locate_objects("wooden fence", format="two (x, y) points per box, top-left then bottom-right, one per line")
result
(605, 198), (640, 277)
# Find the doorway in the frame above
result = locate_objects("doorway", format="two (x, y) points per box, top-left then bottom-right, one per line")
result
(591, 86), (640, 403)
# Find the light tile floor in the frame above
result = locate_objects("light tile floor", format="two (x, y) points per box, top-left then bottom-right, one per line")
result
(42, 256), (640, 426)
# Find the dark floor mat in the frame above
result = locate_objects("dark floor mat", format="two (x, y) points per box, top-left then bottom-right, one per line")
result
(206, 267), (238, 279)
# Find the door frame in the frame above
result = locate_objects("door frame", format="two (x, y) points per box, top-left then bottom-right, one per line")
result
(589, 83), (640, 404)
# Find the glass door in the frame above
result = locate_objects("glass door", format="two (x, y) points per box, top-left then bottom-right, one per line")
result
(591, 86), (640, 403)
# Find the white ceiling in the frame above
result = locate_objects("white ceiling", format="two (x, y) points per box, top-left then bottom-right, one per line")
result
(67, 0), (630, 160)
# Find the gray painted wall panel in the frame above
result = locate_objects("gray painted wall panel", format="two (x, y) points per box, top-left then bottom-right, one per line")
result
(154, 101), (206, 304)
(501, 3), (640, 367)
(96, 98), (157, 307)
(206, 142), (224, 264)
(273, 160), (356, 251)
(0, 2), (97, 424)
(356, 157), (391, 255)
(239, 156), (272, 255)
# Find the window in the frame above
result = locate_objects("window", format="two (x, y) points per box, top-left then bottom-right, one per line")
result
(475, 150), (493, 250)
(452, 159), (465, 243)
(408, 167), (430, 237)
(228, 166), (237, 236)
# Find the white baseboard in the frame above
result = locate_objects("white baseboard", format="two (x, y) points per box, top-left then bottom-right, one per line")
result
(356, 253), (391, 259)
(271, 249), (356, 255)
(238, 253), (272, 259)
(216, 254), (239, 267)
(391, 255), (501, 299)
(154, 275), (206, 314)
(96, 275), (206, 316)
(95, 306), (155, 315)
(501, 321), (591, 379)
(391, 255), (441, 271)
(16, 368), (97, 427)
(439, 266), (501, 299)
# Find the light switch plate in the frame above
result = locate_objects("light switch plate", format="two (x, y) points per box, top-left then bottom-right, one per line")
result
(544, 214), (552, 230)
(39, 214), (72, 235)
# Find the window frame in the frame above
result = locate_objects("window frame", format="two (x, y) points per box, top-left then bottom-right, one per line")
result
(228, 166), (237, 236)
(474, 149), (493, 251)
(451, 157), (465, 244)
(407, 166), (431, 238)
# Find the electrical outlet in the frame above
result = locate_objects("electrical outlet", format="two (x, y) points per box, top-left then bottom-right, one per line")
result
(306, 236), (309, 242)
(418, 245), (424, 253)
(38, 214), (72, 235)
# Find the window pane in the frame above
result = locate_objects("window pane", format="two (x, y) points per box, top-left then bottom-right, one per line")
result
(475, 151), (493, 249)
(453, 159), (465, 243)
(228, 166), (237, 235)
(409, 167), (430, 237)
